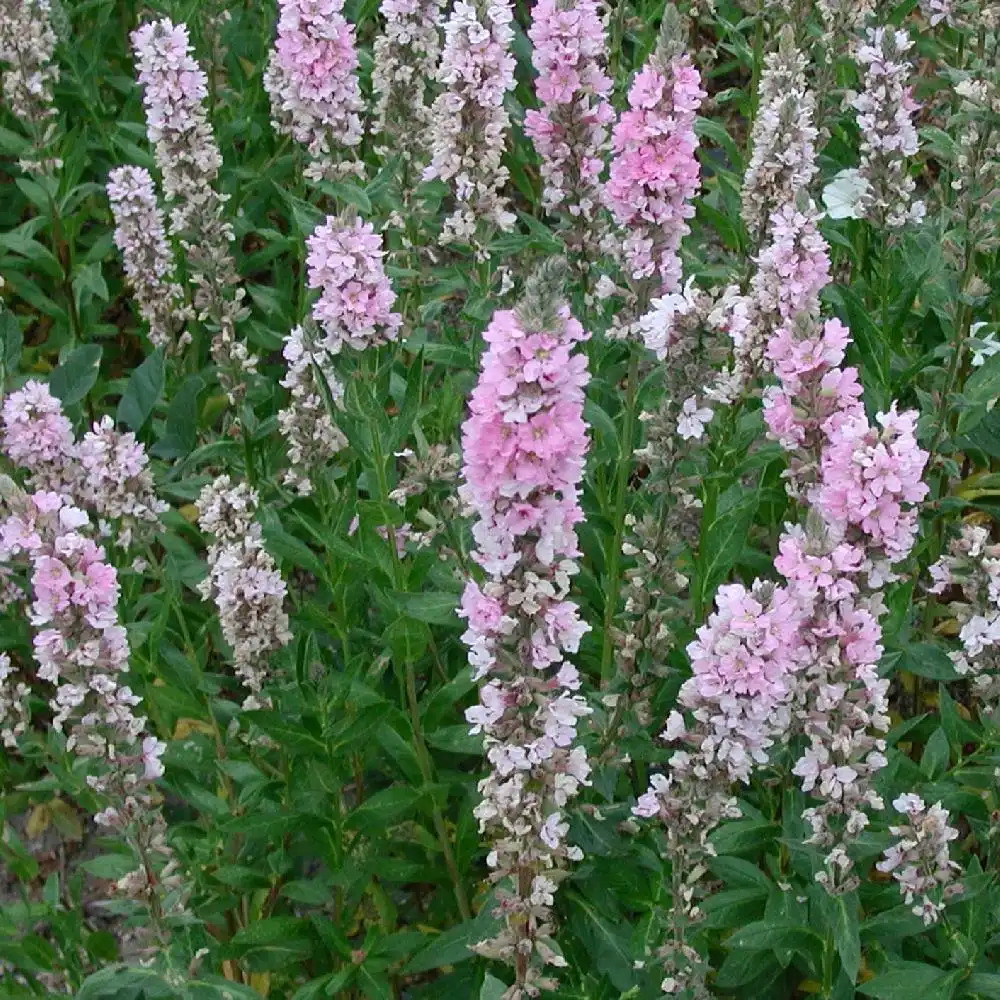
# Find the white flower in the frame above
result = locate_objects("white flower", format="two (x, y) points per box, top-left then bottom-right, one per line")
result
(141, 736), (167, 780)
(636, 279), (699, 359)
(822, 168), (869, 220)
(676, 397), (714, 441)
(970, 326), (1000, 367)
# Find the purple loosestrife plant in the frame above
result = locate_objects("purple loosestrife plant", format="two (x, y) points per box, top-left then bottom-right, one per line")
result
(305, 215), (402, 354)
(371, 0), (444, 168)
(132, 18), (256, 402)
(277, 324), (348, 496)
(459, 260), (592, 998)
(928, 524), (1000, 706)
(843, 27), (925, 228)
(0, 0), (60, 173)
(709, 196), (831, 401)
(263, 0), (365, 181)
(740, 27), (818, 244)
(524, 0), (613, 253)
(1, 381), (166, 549)
(633, 579), (806, 996)
(764, 312), (929, 891)
(423, 0), (517, 251)
(107, 166), (190, 353)
(0, 651), (29, 748)
(196, 476), (291, 708)
(0, 481), (181, 918)
(878, 795), (963, 925)
(604, 8), (705, 298)
(278, 215), (400, 494)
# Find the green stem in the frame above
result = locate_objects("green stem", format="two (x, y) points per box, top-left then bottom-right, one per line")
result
(600, 349), (640, 687)
(366, 354), (471, 922)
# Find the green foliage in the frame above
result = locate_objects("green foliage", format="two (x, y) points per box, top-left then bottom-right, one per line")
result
(1, 1), (999, 999)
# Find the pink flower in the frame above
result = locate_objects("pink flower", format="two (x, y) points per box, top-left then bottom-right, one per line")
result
(460, 278), (592, 983)
(263, 0), (364, 178)
(686, 582), (804, 705)
(1, 380), (74, 480)
(524, 0), (612, 224)
(423, 0), (517, 243)
(107, 166), (187, 351)
(605, 53), (706, 290)
(306, 217), (401, 353)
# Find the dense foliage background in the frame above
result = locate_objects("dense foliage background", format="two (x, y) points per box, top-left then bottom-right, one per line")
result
(2, 0), (1000, 998)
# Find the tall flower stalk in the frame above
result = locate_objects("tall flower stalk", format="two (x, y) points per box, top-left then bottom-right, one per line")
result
(0, 0), (60, 173)
(371, 0), (443, 169)
(263, 0), (364, 181)
(524, 0), (613, 255)
(850, 26), (925, 228)
(605, 7), (705, 299)
(1, 380), (166, 549)
(765, 309), (929, 890)
(459, 260), (592, 997)
(196, 476), (292, 708)
(423, 0), (517, 250)
(132, 18), (256, 401)
(107, 165), (189, 353)
(278, 215), (401, 494)
(740, 27), (818, 245)
(0, 480), (180, 922)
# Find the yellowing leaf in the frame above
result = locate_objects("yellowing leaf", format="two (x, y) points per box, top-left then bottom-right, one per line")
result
(25, 803), (50, 839)
(180, 503), (200, 524)
(249, 972), (271, 996)
(934, 618), (960, 637)
(48, 798), (83, 841)
(174, 717), (214, 739)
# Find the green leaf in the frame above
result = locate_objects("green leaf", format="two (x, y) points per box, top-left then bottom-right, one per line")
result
(571, 893), (634, 990)
(858, 963), (963, 999)
(259, 510), (328, 579)
(389, 590), (460, 626)
(708, 856), (773, 892)
(348, 786), (421, 833)
(151, 374), (205, 458)
(77, 965), (177, 1000)
(79, 854), (136, 880)
(403, 908), (500, 974)
(963, 353), (1000, 409)
(185, 978), (262, 1000)
(425, 725), (482, 756)
(356, 965), (392, 1000)
(49, 344), (102, 405)
(243, 712), (326, 756)
(116, 350), (164, 431)
(826, 285), (888, 389)
(823, 890), (861, 985)
(0, 309), (21, 372)
(921, 727), (951, 780)
(712, 946), (781, 990)
(938, 684), (980, 748)
(324, 181), (372, 214)
(962, 973), (1000, 998)
(480, 975), (508, 1000)
(893, 642), (959, 681)
(727, 920), (823, 957)
(695, 116), (744, 170)
(696, 485), (759, 608)
(72, 261), (109, 312)
(224, 917), (315, 972)
(701, 887), (768, 929)
(709, 819), (780, 856)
